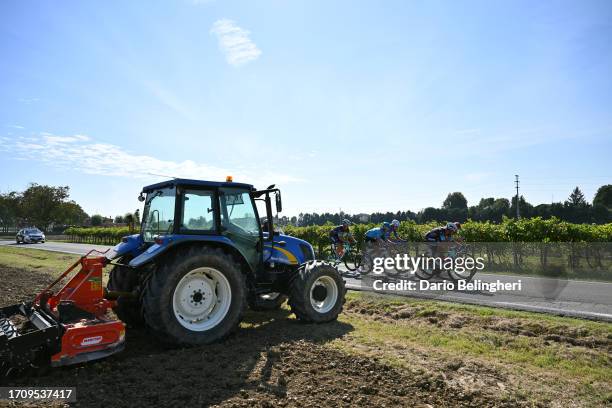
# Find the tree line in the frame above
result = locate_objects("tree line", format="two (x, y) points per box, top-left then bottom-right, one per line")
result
(0, 184), (88, 233)
(283, 185), (611, 226)
(0, 184), (144, 233)
(2, 183), (610, 234)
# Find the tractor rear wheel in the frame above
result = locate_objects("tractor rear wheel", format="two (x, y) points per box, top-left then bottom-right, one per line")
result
(288, 261), (345, 322)
(141, 246), (246, 345)
(248, 292), (287, 311)
(107, 258), (144, 328)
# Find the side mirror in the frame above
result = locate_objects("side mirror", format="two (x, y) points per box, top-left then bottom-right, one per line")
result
(275, 192), (282, 213)
(138, 193), (145, 202)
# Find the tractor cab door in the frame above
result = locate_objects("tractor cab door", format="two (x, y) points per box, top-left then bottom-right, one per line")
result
(219, 188), (262, 272)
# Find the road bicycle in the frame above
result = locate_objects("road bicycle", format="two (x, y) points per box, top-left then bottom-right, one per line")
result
(358, 240), (407, 277)
(415, 242), (477, 283)
(329, 241), (362, 272)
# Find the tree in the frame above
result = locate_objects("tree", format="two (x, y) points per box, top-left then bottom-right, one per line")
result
(91, 214), (103, 226)
(418, 207), (445, 223)
(0, 185), (89, 231)
(0, 192), (20, 232)
(443, 192), (468, 209)
(510, 195), (533, 219)
(20, 184), (70, 231)
(57, 201), (88, 226)
(491, 198), (510, 222)
(566, 187), (587, 207)
(593, 185), (612, 208)
(114, 215), (125, 224)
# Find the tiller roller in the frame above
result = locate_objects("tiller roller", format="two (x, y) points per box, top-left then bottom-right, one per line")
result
(0, 251), (125, 381)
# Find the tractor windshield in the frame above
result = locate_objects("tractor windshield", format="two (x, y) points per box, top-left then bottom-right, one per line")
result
(141, 187), (176, 242)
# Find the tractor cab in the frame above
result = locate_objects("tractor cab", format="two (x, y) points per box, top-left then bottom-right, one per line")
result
(108, 178), (314, 276)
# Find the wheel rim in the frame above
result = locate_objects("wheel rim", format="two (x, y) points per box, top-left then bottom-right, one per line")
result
(172, 267), (232, 332)
(309, 276), (338, 314)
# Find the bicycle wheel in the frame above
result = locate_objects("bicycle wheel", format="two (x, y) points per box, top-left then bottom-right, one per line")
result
(328, 244), (341, 265)
(344, 247), (362, 271)
(415, 267), (435, 280)
(448, 267), (476, 283)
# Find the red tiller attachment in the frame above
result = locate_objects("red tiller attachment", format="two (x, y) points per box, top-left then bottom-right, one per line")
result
(1, 251), (125, 380)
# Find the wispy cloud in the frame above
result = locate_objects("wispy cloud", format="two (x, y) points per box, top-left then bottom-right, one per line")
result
(0, 133), (300, 185)
(18, 98), (40, 104)
(6, 124), (25, 129)
(210, 19), (262, 66)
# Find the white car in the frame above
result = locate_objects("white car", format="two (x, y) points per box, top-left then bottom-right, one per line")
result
(16, 228), (46, 244)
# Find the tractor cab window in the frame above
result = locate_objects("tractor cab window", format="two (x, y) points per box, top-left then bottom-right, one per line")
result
(141, 187), (176, 242)
(219, 189), (259, 236)
(181, 190), (215, 232)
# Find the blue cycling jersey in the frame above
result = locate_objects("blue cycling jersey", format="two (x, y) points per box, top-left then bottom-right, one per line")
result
(385, 228), (400, 240)
(365, 227), (388, 241)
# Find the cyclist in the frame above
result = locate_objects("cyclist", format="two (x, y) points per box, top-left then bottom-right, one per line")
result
(329, 219), (355, 258)
(424, 222), (460, 257)
(365, 222), (392, 243)
(386, 219), (404, 242)
(452, 222), (463, 242)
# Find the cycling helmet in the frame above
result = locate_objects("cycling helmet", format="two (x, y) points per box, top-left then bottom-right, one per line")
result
(446, 222), (458, 232)
(342, 219), (351, 226)
(382, 222), (391, 230)
(391, 219), (400, 228)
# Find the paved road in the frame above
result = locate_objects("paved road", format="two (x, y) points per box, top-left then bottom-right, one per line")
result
(342, 271), (612, 322)
(2, 240), (611, 322)
(0, 240), (112, 255)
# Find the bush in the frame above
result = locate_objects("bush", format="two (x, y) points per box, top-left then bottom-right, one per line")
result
(65, 226), (132, 245)
(65, 218), (611, 248)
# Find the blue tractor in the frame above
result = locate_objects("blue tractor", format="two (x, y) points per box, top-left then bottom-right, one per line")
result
(105, 178), (345, 345)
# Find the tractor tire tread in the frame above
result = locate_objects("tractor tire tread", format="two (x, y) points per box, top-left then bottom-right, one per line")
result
(288, 260), (346, 323)
(141, 246), (246, 346)
(106, 257), (144, 328)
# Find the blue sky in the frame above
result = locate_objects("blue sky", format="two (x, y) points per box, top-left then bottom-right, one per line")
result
(1, 0), (611, 218)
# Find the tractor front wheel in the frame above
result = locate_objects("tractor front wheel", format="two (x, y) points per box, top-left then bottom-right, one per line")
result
(289, 261), (345, 323)
(141, 247), (246, 345)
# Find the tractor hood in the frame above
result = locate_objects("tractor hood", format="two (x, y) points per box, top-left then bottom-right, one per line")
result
(263, 232), (316, 265)
(105, 234), (144, 262)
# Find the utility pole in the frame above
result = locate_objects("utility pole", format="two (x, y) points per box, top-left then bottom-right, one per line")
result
(514, 175), (520, 219)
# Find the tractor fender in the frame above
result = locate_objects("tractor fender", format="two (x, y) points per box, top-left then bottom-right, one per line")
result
(128, 235), (254, 273)
(105, 234), (144, 262)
